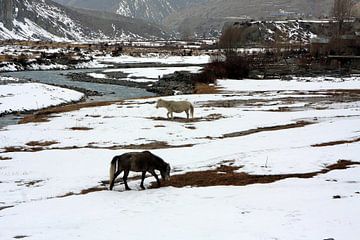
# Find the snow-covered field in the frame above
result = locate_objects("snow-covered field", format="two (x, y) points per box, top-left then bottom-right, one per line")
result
(95, 54), (210, 65)
(0, 77), (359, 239)
(0, 77), (84, 115)
(95, 66), (203, 82)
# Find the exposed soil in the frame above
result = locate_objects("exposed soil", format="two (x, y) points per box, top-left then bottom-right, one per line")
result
(15, 180), (44, 187)
(222, 120), (313, 138)
(3, 146), (43, 153)
(13, 236), (29, 239)
(1, 141), (194, 153)
(0, 205), (14, 211)
(312, 137), (360, 147)
(151, 160), (360, 188)
(0, 156), (12, 160)
(69, 127), (93, 131)
(25, 141), (59, 147)
(201, 89), (360, 110)
(194, 83), (220, 94)
(57, 186), (107, 198)
(1, 120), (313, 154)
(199, 120), (314, 140)
(19, 101), (118, 124)
(108, 141), (194, 150)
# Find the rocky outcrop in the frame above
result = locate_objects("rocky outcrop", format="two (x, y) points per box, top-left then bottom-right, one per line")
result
(353, 3), (360, 18)
(147, 71), (195, 96)
(0, 0), (14, 29)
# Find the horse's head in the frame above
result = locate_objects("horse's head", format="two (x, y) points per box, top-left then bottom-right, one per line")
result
(156, 99), (163, 109)
(161, 163), (171, 181)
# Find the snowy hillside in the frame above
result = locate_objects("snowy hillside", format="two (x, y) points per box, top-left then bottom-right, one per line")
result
(53, 0), (207, 25)
(0, 0), (169, 41)
(53, 0), (335, 37)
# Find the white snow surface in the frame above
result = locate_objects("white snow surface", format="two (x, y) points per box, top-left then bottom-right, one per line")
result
(101, 66), (203, 82)
(0, 76), (359, 239)
(0, 80), (84, 114)
(96, 54), (210, 65)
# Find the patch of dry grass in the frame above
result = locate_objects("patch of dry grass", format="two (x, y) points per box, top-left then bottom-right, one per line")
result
(0, 156), (12, 160)
(25, 141), (59, 147)
(194, 83), (220, 94)
(19, 101), (118, 124)
(57, 186), (107, 198)
(13, 235), (29, 239)
(221, 121), (313, 139)
(312, 137), (360, 147)
(152, 160), (360, 188)
(69, 127), (93, 131)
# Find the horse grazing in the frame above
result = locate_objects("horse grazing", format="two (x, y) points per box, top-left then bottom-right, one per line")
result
(109, 151), (171, 191)
(156, 99), (194, 119)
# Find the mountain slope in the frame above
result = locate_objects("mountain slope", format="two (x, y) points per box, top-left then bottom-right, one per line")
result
(0, 0), (169, 41)
(53, 0), (336, 37)
(53, 0), (208, 25)
(164, 0), (335, 37)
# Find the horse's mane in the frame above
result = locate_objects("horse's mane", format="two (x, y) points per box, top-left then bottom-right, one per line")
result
(147, 151), (167, 167)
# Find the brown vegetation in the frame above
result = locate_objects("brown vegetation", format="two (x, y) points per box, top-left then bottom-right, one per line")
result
(312, 137), (360, 147)
(57, 187), (107, 198)
(2, 141), (194, 153)
(109, 141), (195, 150)
(25, 141), (59, 147)
(222, 121), (313, 138)
(15, 180), (44, 187)
(192, 53), (250, 84)
(19, 101), (117, 124)
(194, 83), (220, 94)
(13, 236), (29, 239)
(153, 160), (359, 188)
(69, 127), (93, 131)
(0, 156), (12, 160)
(198, 121), (313, 140)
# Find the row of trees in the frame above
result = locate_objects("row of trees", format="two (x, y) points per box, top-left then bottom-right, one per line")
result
(332, 0), (355, 34)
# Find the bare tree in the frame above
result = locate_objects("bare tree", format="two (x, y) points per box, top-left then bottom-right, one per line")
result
(219, 26), (242, 51)
(332, 0), (355, 34)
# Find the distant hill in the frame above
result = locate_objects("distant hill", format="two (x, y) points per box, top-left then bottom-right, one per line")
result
(164, 0), (335, 37)
(0, 0), (169, 41)
(53, 0), (339, 38)
(53, 0), (207, 25)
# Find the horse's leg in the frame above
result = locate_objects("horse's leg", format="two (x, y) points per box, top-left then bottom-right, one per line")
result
(171, 112), (174, 120)
(123, 169), (131, 190)
(110, 170), (123, 190)
(150, 170), (161, 187)
(167, 111), (171, 119)
(185, 110), (189, 119)
(140, 171), (146, 190)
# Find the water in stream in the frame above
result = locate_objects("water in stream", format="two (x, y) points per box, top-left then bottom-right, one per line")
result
(0, 68), (156, 128)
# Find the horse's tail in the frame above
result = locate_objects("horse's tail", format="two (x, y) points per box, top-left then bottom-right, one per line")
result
(109, 157), (117, 190)
(190, 104), (194, 118)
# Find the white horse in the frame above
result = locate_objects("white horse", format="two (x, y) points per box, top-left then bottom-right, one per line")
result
(156, 99), (194, 119)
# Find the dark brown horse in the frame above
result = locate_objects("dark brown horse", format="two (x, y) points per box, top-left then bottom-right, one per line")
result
(109, 151), (171, 190)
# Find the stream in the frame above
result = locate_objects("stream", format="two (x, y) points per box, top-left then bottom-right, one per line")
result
(0, 68), (156, 128)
